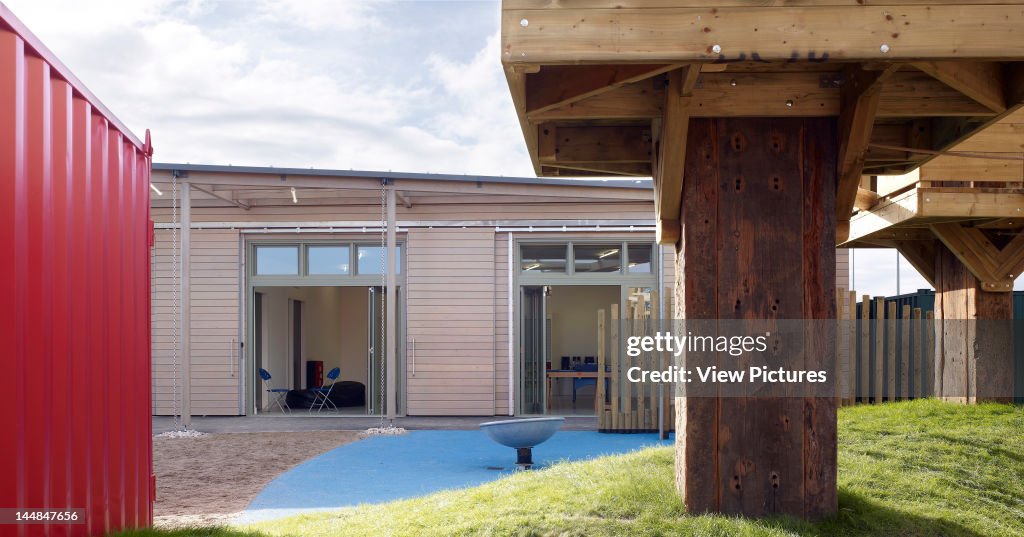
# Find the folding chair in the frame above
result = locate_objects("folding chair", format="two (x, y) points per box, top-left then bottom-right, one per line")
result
(258, 368), (290, 413)
(310, 367), (341, 413)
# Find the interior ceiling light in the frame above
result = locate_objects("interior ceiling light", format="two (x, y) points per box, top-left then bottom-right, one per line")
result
(150, 183), (163, 196)
(598, 249), (619, 258)
(524, 263), (541, 271)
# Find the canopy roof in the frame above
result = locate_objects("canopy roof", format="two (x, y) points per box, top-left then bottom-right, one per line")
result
(500, 1), (1024, 242)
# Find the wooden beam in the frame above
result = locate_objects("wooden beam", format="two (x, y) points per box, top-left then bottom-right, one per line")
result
(914, 61), (1007, 113)
(504, 67), (541, 175)
(892, 239), (937, 287)
(502, 5), (1024, 65)
(854, 187), (879, 211)
(879, 71), (996, 117)
(538, 124), (652, 164)
(919, 188), (1024, 217)
(542, 162), (651, 177)
(889, 65), (1024, 176)
(506, 0), (1024, 9)
(657, 218), (680, 244)
(930, 222), (1024, 290)
(526, 64), (679, 116)
(529, 71), (995, 123)
(528, 81), (663, 122)
(837, 64), (899, 232)
(655, 65), (700, 244)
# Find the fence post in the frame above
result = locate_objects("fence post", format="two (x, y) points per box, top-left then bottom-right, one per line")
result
(874, 297), (885, 404)
(848, 291), (857, 406)
(925, 310), (935, 398)
(887, 301), (897, 401)
(901, 305), (910, 400)
(610, 305), (620, 431)
(860, 295), (870, 403)
(912, 307), (922, 399)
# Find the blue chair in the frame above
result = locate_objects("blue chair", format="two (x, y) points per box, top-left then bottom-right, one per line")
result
(572, 363), (599, 402)
(310, 367), (341, 413)
(258, 368), (290, 413)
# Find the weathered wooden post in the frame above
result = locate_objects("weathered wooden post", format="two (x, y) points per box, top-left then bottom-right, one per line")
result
(895, 231), (1020, 403)
(932, 241), (1016, 403)
(498, 0), (1024, 519)
(673, 117), (837, 517)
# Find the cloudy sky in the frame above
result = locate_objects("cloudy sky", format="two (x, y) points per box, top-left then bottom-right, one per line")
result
(7, 0), (996, 295)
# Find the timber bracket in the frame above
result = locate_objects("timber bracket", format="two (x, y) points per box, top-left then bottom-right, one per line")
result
(930, 223), (1024, 292)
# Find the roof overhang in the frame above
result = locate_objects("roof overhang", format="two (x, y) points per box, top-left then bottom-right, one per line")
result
(149, 163), (656, 210)
(500, 1), (1024, 243)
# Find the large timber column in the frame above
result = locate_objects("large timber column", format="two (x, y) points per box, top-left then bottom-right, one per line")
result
(675, 117), (837, 518)
(932, 239), (1015, 403)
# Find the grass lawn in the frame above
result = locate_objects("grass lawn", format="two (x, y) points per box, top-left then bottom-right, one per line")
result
(117, 400), (1024, 537)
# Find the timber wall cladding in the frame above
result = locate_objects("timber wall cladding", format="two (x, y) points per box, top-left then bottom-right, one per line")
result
(151, 228), (240, 415)
(674, 118), (837, 518)
(406, 228), (497, 415)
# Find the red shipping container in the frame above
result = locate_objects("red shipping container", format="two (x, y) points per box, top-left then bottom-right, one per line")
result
(0, 4), (154, 536)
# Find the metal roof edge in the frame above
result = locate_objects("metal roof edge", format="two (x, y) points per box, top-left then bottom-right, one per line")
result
(151, 162), (655, 190)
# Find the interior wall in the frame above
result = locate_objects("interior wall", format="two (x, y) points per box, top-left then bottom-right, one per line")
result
(546, 285), (620, 395)
(258, 287), (296, 399)
(255, 285), (369, 410)
(337, 286), (369, 385)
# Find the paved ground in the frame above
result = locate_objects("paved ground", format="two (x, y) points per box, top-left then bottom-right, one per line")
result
(236, 430), (672, 523)
(153, 431), (359, 528)
(154, 415), (600, 434)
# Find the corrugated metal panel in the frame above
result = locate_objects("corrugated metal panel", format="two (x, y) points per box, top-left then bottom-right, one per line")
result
(0, 4), (153, 536)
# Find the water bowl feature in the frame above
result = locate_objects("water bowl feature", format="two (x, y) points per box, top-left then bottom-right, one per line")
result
(479, 417), (564, 469)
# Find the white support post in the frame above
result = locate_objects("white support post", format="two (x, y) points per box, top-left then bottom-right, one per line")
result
(181, 184), (192, 427)
(386, 185), (398, 420)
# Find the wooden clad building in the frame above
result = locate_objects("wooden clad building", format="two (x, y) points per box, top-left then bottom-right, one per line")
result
(150, 163), (849, 418)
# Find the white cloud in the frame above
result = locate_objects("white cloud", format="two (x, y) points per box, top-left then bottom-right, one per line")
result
(2, 0), (532, 176)
(252, 0), (381, 31)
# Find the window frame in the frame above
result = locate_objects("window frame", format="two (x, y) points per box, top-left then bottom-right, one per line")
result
(254, 245), (301, 276)
(517, 238), (659, 285)
(248, 239), (404, 286)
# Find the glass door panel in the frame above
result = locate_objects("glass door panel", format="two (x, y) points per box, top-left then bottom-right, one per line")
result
(521, 286), (547, 414)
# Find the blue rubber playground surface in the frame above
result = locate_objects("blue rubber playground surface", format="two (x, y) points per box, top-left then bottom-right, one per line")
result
(236, 430), (672, 523)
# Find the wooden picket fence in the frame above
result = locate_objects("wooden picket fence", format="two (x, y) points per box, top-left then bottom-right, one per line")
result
(592, 288), (936, 434)
(836, 288), (935, 406)
(595, 288), (672, 433)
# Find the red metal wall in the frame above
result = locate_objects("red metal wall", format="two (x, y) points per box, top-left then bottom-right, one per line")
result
(0, 4), (153, 536)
